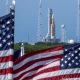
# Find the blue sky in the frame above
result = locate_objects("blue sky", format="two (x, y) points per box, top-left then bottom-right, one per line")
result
(0, 0), (79, 43)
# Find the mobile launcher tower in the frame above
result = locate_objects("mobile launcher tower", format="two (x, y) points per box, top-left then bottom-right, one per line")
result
(43, 8), (57, 42)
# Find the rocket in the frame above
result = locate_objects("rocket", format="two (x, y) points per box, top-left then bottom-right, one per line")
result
(45, 8), (55, 42)
(48, 8), (55, 39)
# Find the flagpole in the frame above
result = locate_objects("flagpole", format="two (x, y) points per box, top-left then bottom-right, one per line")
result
(8, 0), (15, 80)
(11, 0), (15, 9)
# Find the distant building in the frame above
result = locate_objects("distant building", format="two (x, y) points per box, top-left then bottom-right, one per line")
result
(67, 39), (75, 44)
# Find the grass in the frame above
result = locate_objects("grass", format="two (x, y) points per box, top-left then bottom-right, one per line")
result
(14, 42), (65, 54)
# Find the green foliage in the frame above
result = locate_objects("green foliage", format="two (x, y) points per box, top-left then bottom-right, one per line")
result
(14, 42), (64, 54)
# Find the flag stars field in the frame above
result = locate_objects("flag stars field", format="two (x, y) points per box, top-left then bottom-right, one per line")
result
(68, 57), (71, 60)
(75, 56), (78, 59)
(7, 42), (11, 46)
(71, 54), (74, 57)
(75, 50), (78, 53)
(65, 55), (67, 58)
(79, 47), (80, 50)
(64, 60), (67, 64)
(6, 27), (10, 31)
(2, 25), (5, 28)
(69, 52), (71, 55)
(68, 63), (71, 67)
(79, 53), (80, 56)
(7, 35), (11, 38)
(2, 32), (6, 36)
(0, 30), (1, 33)
(7, 21), (10, 25)
(64, 49), (68, 51)
(3, 39), (6, 43)
(72, 60), (75, 63)
(0, 44), (2, 47)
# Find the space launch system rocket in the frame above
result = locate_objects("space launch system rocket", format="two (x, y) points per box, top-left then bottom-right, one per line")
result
(43, 8), (56, 42)
(48, 8), (55, 40)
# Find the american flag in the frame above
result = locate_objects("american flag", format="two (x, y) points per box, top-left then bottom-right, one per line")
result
(0, 8), (14, 79)
(13, 46), (63, 80)
(13, 44), (80, 80)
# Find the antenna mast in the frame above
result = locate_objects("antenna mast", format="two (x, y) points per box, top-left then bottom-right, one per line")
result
(37, 0), (43, 42)
(77, 0), (80, 42)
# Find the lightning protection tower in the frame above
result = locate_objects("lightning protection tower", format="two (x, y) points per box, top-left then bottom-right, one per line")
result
(37, 0), (43, 42)
(77, 0), (80, 42)
(5, 0), (9, 14)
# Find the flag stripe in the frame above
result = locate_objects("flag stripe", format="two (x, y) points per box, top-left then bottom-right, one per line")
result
(14, 59), (57, 77)
(20, 66), (60, 80)
(14, 54), (63, 73)
(14, 59), (60, 79)
(0, 49), (13, 57)
(64, 78), (80, 80)
(0, 74), (13, 80)
(38, 74), (80, 80)
(31, 68), (80, 80)
(15, 61), (60, 80)
(0, 61), (13, 69)
(14, 49), (63, 70)
(0, 55), (13, 62)
(0, 68), (13, 75)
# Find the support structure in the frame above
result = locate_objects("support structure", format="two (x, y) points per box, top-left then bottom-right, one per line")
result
(5, 0), (9, 14)
(77, 0), (80, 42)
(37, 0), (43, 42)
(0, 0), (1, 16)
